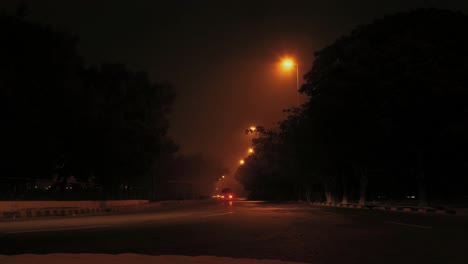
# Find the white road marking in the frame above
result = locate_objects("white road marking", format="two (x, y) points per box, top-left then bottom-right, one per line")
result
(385, 221), (432, 229)
(5, 225), (110, 234)
(201, 212), (234, 217)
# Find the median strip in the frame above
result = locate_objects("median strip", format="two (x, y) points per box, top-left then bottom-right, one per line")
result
(5, 225), (110, 234)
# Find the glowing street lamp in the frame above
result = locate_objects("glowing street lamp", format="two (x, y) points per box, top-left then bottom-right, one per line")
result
(282, 59), (294, 69)
(239, 159), (245, 165)
(246, 126), (259, 138)
(222, 175), (225, 179)
(280, 57), (299, 107)
(248, 148), (254, 154)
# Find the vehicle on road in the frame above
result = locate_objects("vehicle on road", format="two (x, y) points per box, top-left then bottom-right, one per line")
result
(221, 188), (234, 201)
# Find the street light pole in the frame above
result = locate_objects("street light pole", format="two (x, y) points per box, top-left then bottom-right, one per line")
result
(296, 63), (299, 107)
(281, 58), (300, 107)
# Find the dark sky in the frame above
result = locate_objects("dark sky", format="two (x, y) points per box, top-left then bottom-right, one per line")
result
(2, 0), (468, 173)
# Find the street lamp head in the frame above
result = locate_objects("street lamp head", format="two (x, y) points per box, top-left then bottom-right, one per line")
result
(279, 56), (300, 106)
(283, 60), (293, 68)
(248, 148), (254, 154)
(281, 58), (295, 70)
(250, 126), (256, 131)
(239, 159), (245, 165)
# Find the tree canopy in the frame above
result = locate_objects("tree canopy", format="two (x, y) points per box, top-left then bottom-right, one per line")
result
(0, 14), (177, 199)
(236, 9), (468, 205)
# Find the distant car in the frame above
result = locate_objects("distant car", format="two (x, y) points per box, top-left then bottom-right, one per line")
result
(221, 188), (234, 201)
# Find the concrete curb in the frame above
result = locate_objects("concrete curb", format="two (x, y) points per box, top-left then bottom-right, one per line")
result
(0, 199), (211, 220)
(0, 203), (161, 220)
(106, 202), (162, 213)
(1, 207), (106, 220)
(310, 202), (461, 215)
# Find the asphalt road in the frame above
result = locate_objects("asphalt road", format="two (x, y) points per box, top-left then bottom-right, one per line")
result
(1, 200), (467, 264)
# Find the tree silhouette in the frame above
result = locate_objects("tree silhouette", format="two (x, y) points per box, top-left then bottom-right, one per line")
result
(0, 14), (178, 200)
(238, 9), (468, 205)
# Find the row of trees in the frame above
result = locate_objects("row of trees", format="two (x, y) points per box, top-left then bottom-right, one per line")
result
(0, 13), (177, 199)
(236, 9), (468, 206)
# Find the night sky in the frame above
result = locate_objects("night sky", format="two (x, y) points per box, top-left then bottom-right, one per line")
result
(3, 0), (468, 172)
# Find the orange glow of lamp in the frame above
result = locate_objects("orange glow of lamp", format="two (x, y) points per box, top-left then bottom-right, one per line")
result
(280, 57), (299, 107)
(282, 59), (294, 69)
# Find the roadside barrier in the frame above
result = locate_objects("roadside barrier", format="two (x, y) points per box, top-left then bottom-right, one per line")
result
(0, 199), (211, 220)
(310, 202), (460, 215)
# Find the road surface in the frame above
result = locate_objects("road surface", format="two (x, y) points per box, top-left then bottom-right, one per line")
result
(1, 200), (467, 264)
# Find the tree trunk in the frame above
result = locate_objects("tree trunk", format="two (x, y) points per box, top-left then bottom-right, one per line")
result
(341, 172), (349, 204)
(417, 177), (428, 207)
(358, 168), (368, 206)
(303, 184), (312, 203)
(149, 159), (158, 201)
(342, 186), (349, 204)
(59, 175), (67, 200)
(323, 182), (334, 204)
(416, 152), (428, 207)
(295, 183), (302, 202)
(325, 192), (334, 204)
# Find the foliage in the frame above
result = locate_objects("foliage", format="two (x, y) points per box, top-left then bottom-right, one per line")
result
(80, 64), (177, 188)
(236, 9), (468, 205)
(0, 14), (177, 199)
